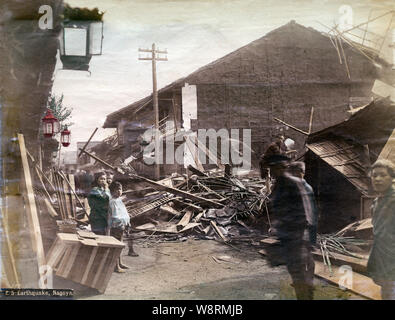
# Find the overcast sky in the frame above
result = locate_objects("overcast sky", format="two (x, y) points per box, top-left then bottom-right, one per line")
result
(52, 0), (394, 155)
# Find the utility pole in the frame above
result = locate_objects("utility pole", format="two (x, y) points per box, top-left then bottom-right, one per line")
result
(138, 43), (168, 180)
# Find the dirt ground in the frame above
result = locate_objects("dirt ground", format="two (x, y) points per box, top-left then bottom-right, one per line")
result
(68, 237), (365, 300)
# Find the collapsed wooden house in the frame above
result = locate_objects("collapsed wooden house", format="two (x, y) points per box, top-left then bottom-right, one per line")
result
(0, 0), (64, 289)
(305, 97), (395, 233)
(102, 20), (386, 177)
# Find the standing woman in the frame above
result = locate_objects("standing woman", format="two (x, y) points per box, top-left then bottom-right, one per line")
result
(88, 171), (111, 235)
(367, 159), (395, 300)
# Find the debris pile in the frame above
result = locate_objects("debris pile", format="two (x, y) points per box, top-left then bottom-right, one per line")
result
(122, 167), (270, 245)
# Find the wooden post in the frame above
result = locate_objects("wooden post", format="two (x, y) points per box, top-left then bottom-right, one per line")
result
(308, 107), (314, 134)
(38, 144), (43, 171)
(185, 135), (204, 171)
(1, 205), (21, 288)
(139, 44), (168, 180)
(17, 134), (47, 288)
(58, 170), (89, 219)
(69, 174), (77, 219)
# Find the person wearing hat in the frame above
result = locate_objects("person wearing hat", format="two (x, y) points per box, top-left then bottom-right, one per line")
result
(264, 155), (316, 300)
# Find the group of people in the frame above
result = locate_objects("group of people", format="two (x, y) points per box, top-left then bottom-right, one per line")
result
(260, 135), (395, 300)
(87, 171), (138, 273)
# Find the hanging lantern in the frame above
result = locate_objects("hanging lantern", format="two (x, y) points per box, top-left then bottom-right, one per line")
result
(59, 20), (104, 71)
(42, 109), (60, 138)
(61, 127), (71, 147)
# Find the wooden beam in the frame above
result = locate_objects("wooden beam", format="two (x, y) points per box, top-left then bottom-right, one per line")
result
(69, 174), (77, 219)
(339, 10), (394, 37)
(53, 172), (66, 220)
(58, 171), (89, 219)
(26, 149), (56, 193)
(185, 135), (205, 171)
(78, 148), (224, 208)
(194, 136), (225, 169)
(44, 198), (58, 218)
(17, 133), (47, 288)
(308, 107), (314, 134)
(34, 166), (54, 203)
(314, 260), (380, 300)
(1, 200), (21, 288)
(176, 210), (193, 231)
(273, 118), (309, 135)
(187, 165), (208, 177)
(210, 220), (228, 242)
(62, 177), (72, 219)
(78, 127), (98, 158)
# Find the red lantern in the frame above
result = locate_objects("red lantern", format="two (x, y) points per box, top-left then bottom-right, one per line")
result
(61, 127), (71, 147)
(42, 109), (60, 138)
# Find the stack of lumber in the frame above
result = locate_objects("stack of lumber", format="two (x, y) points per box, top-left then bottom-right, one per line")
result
(51, 170), (78, 221)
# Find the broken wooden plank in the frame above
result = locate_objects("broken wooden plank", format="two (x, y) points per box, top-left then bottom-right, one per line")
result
(34, 166), (54, 203)
(187, 165), (208, 177)
(53, 172), (65, 220)
(176, 210), (193, 231)
(62, 177), (73, 219)
(173, 199), (203, 212)
(44, 198), (58, 218)
(312, 249), (368, 275)
(135, 221), (201, 234)
(273, 117), (309, 135)
(56, 172), (69, 220)
(159, 204), (182, 217)
(26, 149), (56, 193)
(1, 201), (21, 288)
(129, 195), (175, 218)
(17, 133), (47, 288)
(210, 220), (228, 242)
(314, 260), (380, 300)
(336, 218), (373, 236)
(192, 211), (204, 223)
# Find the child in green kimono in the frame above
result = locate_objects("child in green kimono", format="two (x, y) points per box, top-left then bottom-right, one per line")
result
(88, 172), (110, 235)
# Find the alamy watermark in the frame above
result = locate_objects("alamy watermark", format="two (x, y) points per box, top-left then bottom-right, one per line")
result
(38, 5), (53, 30)
(338, 265), (353, 290)
(141, 123), (252, 173)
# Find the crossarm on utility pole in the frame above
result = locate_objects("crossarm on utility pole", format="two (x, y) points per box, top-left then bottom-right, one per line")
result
(78, 148), (224, 208)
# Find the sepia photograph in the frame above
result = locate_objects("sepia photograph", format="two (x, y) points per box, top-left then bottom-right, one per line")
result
(0, 0), (395, 306)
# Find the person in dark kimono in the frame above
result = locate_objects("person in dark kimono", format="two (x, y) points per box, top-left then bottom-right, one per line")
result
(367, 159), (395, 300)
(263, 155), (317, 300)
